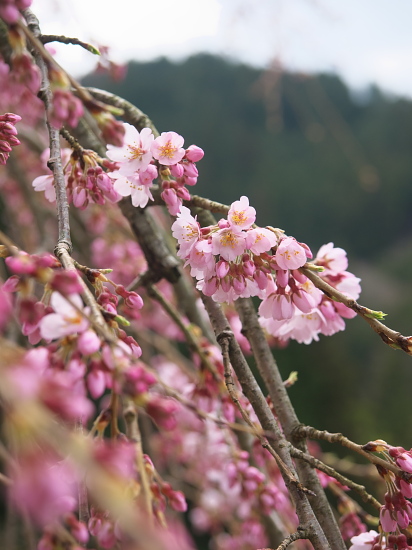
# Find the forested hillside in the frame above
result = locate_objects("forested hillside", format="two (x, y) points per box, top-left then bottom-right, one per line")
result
(83, 54), (412, 446)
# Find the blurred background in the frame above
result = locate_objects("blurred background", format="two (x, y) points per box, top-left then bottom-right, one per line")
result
(32, 0), (412, 447)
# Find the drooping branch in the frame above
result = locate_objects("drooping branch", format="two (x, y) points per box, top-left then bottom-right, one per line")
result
(301, 266), (412, 353)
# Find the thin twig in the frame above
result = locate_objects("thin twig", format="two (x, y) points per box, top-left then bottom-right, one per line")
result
(147, 284), (220, 380)
(275, 529), (309, 550)
(294, 425), (412, 482)
(40, 34), (100, 55)
(301, 266), (412, 354)
(289, 445), (381, 510)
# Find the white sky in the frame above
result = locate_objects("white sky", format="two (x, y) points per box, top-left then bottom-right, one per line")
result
(31, 0), (412, 98)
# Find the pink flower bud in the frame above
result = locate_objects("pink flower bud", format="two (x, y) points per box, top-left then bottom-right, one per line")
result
(73, 187), (88, 208)
(276, 269), (289, 288)
(242, 260), (255, 277)
(253, 270), (269, 290)
(218, 218), (231, 229)
(233, 276), (246, 294)
(161, 188), (182, 215)
(397, 454), (412, 473)
(380, 506), (397, 532)
(185, 144), (204, 162)
(139, 164), (158, 185)
(170, 162), (184, 178)
(203, 277), (219, 296)
(184, 176), (197, 186)
(78, 330), (101, 355)
(216, 259), (230, 278)
(87, 369), (106, 399)
(183, 162), (198, 178)
(175, 185), (191, 200)
(168, 490), (187, 512)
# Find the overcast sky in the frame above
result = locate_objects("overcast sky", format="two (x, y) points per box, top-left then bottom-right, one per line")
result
(31, 0), (412, 99)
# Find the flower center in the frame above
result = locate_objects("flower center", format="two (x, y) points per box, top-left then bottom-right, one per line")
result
(159, 141), (177, 159)
(128, 144), (145, 160)
(220, 231), (238, 248)
(231, 210), (247, 225)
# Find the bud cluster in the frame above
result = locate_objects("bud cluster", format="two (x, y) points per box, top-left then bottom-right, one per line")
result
(0, 112), (21, 165)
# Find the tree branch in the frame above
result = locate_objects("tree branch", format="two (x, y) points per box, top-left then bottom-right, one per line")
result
(201, 295), (332, 550)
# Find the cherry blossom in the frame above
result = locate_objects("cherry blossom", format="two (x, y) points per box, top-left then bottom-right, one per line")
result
(152, 131), (185, 166)
(111, 171), (154, 207)
(275, 236), (308, 270)
(106, 123), (154, 174)
(39, 292), (90, 341)
(171, 206), (201, 258)
(227, 195), (256, 230)
(349, 531), (380, 550)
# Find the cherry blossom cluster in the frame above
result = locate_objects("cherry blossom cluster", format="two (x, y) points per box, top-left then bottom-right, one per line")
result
(47, 68), (84, 129)
(106, 123), (204, 213)
(0, 112), (21, 165)
(349, 440), (412, 548)
(33, 147), (121, 208)
(151, 358), (297, 550)
(0, 254), (193, 545)
(0, 57), (43, 124)
(5, 26), (41, 95)
(261, 241), (361, 344)
(172, 196), (361, 343)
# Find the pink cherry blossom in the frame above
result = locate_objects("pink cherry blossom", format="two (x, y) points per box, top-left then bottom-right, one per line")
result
(111, 171), (154, 207)
(316, 242), (348, 274)
(245, 227), (277, 254)
(106, 124), (154, 174)
(275, 237), (308, 270)
(187, 240), (215, 278)
(335, 273), (362, 300)
(32, 147), (71, 202)
(152, 131), (185, 166)
(228, 196), (256, 230)
(171, 206), (201, 258)
(39, 292), (89, 340)
(10, 450), (77, 526)
(211, 227), (247, 262)
(349, 530), (379, 550)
